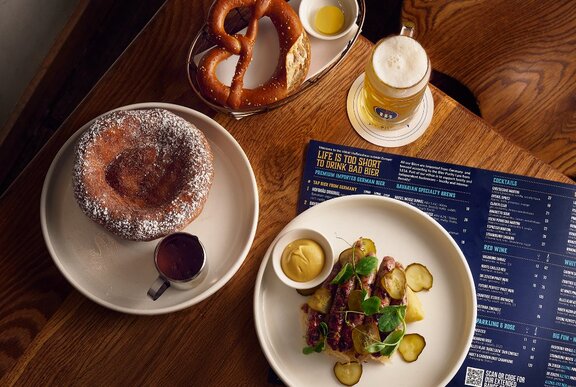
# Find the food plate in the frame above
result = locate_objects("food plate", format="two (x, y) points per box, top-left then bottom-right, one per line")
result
(187, 0), (365, 118)
(40, 102), (259, 315)
(254, 195), (476, 386)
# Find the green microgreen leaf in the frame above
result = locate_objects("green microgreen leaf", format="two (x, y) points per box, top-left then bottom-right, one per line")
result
(380, 343), (398, 357)
(378, 305), (406, 332)
(319, 322), (328, 336)
(331, 262), (354, 285)
(303, 321), (329, 355)
(355, 256), (378, 276)
(383, 329), (404, 346)
(361, 296), (382, 316)
(384, 329), (405, 355)
(314, 340), (325, 352)
(303, 340), (325, 354)
(399, 305), (406, 319)
(303, 346), (315, 354)
(365, 342), (387, 354)
(362, 328), (405, 356)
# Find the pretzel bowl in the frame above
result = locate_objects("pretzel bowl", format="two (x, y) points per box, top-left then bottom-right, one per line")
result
(187, 0), (365, 118)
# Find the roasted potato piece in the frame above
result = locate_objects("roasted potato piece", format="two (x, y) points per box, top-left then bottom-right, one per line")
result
(398, 333), (426, 362)
(381, 267), (406, 300)
(307, 287), (332, 314)
(405, 287), (425, 322)
(406, 263), (433, 291)
(334, 362), (362, 386)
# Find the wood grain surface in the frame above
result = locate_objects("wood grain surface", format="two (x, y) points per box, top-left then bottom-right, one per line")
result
(0, 0), (168, 194)
(0, 0), (573, 385)
(402, 0), (576, 178)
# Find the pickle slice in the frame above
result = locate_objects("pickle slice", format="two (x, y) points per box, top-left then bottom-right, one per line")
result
(406, 263), (433, 291)
(353, 238), (376, 257)
(338, 247), (363, 265)
(347, 289), (365, 312)
(351, 323), (380, 355)
(380, 267), (407, 300)
(306, 287), (332, 314)
(334, 362), (362, 386)
(398, 333), (426, 362)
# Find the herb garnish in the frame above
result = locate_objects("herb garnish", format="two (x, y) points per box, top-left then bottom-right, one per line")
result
(362, 305), (407, 356)
(330, 262), (355, 284)
(303, 239), (407, 357)
(331, 255), (378, 287)
(303, 322), (328, 354)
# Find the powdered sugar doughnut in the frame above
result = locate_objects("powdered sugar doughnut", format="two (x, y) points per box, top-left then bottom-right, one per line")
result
(72, 108), (214, 241)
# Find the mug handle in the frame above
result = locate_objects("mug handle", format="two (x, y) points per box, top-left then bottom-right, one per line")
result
(147, 276), (170, 301)
(400, 22), (415, 38)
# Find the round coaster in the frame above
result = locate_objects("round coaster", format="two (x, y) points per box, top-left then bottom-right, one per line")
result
(346, 73), (434, 147)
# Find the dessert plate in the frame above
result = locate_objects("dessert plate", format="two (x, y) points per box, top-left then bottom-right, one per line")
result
(40, 102), (259, 315)
(254, 195), (476, 386)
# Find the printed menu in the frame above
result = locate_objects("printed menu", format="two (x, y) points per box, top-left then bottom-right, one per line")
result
(297, 140), (576, 387)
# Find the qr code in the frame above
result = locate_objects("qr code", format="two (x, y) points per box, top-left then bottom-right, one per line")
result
(465, 367), (485, 387)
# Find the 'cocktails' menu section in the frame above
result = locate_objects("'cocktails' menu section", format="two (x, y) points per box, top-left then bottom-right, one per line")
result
(298, 140), (576, 387)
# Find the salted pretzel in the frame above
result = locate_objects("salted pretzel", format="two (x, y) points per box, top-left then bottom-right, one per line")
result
(197, 0), (311, 109)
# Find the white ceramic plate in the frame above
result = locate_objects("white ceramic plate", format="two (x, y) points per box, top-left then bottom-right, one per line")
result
(40, 102), (259, 315)
(254, 195), (476, 386)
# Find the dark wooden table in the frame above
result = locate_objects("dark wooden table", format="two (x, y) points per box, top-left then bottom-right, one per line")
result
(0, 0), (573, 385)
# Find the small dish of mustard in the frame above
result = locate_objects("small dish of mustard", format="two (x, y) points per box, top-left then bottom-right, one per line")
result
(272, 228), (335, 290)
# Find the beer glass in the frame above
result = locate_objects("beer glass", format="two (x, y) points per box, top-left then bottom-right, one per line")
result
(359, 23), (431, 128)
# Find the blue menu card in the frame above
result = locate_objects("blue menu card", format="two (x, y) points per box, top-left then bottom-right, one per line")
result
(298, 140), (576, 387)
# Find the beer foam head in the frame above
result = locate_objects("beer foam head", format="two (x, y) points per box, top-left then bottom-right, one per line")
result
(372, 35), (428, 89)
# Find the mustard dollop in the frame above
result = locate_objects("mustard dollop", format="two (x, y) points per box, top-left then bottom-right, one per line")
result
(281, 239), (326, 282)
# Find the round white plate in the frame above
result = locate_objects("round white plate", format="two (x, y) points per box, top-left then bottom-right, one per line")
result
(40, 102), (259, 315)
(347, 73), (434, 147)
(254, 195), (475, 386)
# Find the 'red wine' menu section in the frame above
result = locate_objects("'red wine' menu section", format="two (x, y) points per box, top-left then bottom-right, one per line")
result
(298, 140), (576, 387)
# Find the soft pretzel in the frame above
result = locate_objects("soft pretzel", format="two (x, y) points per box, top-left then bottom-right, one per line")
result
(197, 0), (311, 109)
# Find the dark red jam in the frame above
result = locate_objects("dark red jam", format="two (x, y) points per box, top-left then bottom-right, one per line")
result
(156, 233), (205, 281)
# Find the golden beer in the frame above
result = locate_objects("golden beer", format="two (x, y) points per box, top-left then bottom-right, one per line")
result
(359, 26), (431, 128)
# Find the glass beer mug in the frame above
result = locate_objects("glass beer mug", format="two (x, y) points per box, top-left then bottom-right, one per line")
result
(359, 23), (431, 129)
